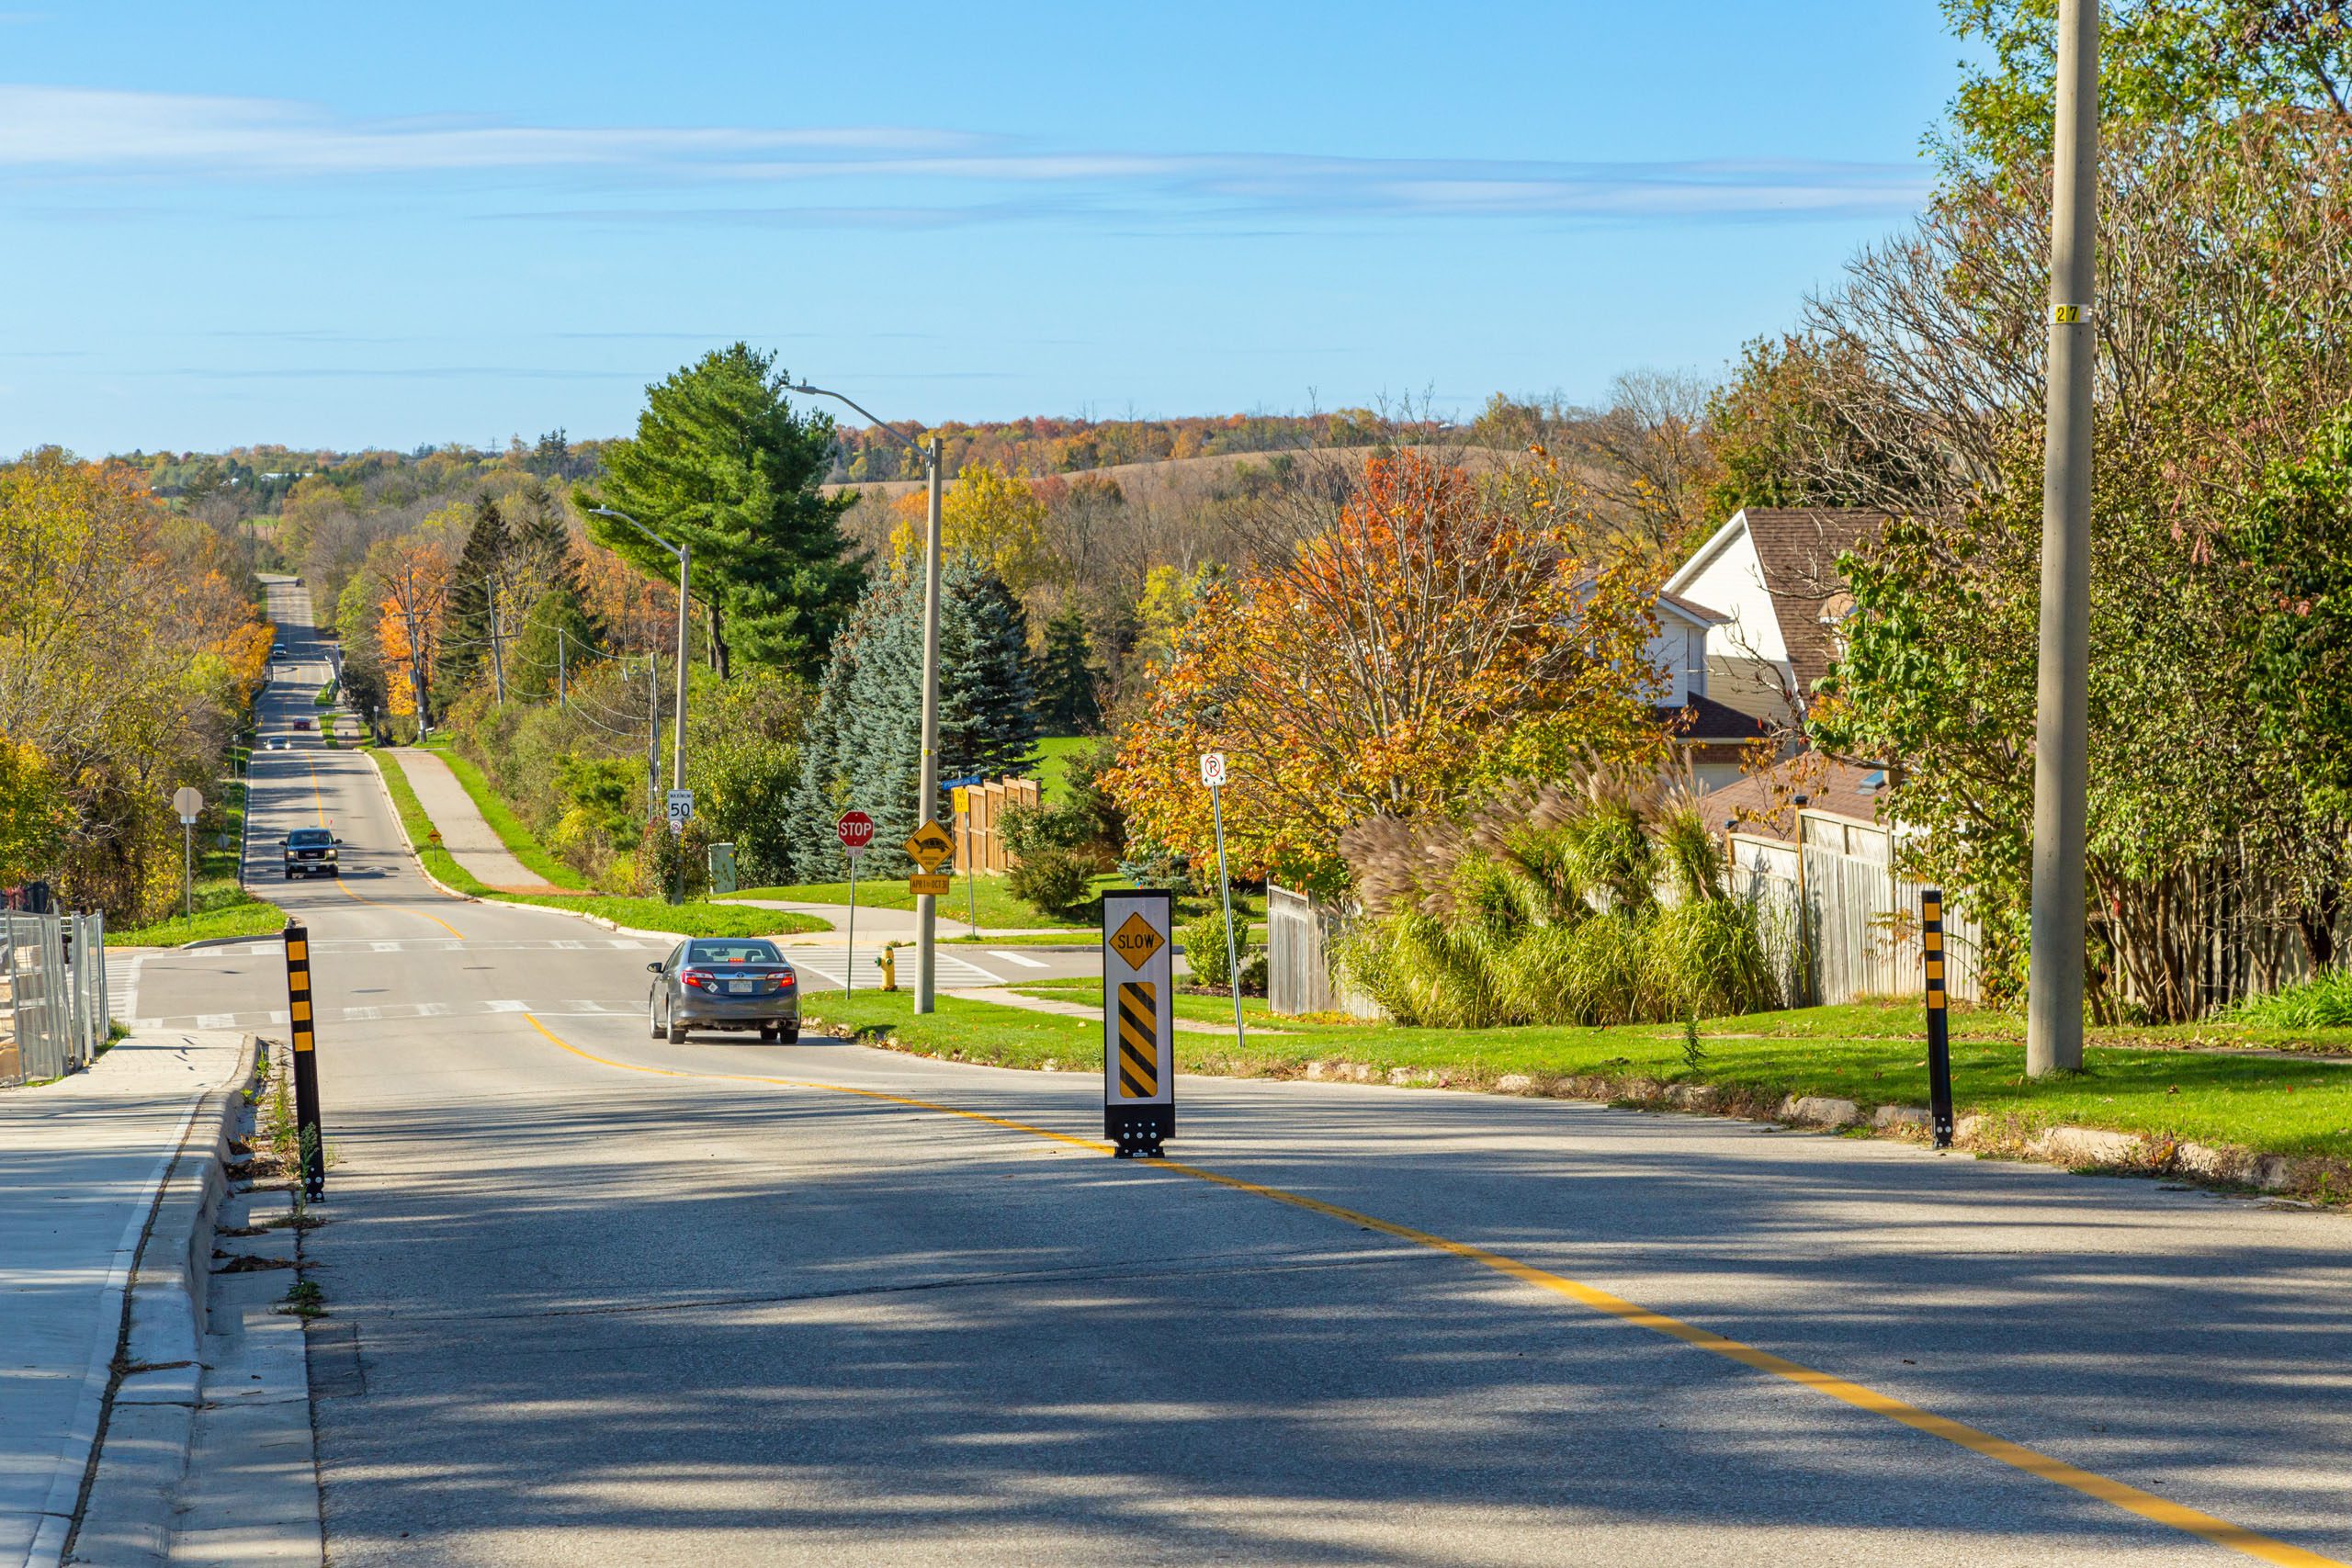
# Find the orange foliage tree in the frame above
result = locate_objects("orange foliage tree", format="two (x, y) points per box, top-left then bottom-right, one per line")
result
(1107, 451), (1668, 892)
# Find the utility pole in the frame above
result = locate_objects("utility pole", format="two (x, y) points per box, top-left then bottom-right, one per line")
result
(2027, 0), (2098, 1077)
(786, 382), (947, 1014)
(488, 592), (508, 708)
(557, 626), (567, 711)
(587, 507), (690, 793)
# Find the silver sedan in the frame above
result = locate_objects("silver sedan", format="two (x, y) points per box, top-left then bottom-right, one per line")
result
(648, 938), (801, 1043)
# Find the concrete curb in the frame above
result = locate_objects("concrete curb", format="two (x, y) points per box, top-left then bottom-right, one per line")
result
(60, 1033), (261, 1568)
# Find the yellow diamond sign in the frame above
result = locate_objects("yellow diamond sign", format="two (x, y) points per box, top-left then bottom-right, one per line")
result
(904, 820), (956, 869)
(1110, 910), (1165, 971)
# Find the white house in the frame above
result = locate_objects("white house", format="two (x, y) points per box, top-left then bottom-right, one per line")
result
(1662, 507), (1887, 732)
(1644, 587), (1775, 791)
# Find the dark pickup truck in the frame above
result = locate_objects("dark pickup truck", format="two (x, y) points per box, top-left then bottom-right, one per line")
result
(282, 828), (341, 879)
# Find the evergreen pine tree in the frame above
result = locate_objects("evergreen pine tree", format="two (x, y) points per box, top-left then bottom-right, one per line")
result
(1031, 602), (1100, 733)
(436, 494), (511, 697)
(576, 344), (865, 681)
(786, 558), (1040, 881)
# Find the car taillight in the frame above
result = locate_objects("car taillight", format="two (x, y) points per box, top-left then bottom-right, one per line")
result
(680, 969), (715, 990)
(774, 970), (796, 988)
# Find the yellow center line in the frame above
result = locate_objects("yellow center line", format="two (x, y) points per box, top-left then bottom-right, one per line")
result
(514, 1013), (2343, 1568)
(300, 753), (466, 941)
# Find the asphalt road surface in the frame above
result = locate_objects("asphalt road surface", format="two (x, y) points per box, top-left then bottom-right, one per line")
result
(129, 582), (2352, 1566)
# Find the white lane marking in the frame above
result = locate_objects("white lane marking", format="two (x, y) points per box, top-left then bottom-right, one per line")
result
(945, 955), (1005, 985)
(346, 1006), (383, 1021)
(985, 950), (1049, 969)
(198, 1012), (236, 1029)
(551, 940), (586, 950)
(484, 999), (528, 1013)
(605, 939), (638, 949)
(371, 941), (401, 953)
(416, 1002), (453, 1017)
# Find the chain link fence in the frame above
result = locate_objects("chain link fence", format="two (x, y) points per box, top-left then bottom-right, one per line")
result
(0, 911), (110, 1088)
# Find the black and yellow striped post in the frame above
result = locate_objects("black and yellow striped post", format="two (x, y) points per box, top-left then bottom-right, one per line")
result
(1922, 889), (1954, 1150)
(1101, 889), (1175, 1157)
(283, 922), (326, 1199)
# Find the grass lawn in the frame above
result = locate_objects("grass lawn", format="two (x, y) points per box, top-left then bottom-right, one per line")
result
(1031, 734), (1093, 798)
(804, 986), (2352, 1167)
(371, 750), (823, 939)
(733, 875), (1092, 931)
(109, 739), (287, 947)
(437, 751), (591, 890)
(734, 874), (1268, 935)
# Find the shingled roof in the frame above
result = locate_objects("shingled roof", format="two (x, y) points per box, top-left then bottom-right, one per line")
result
(1737, 509), (1886, 695)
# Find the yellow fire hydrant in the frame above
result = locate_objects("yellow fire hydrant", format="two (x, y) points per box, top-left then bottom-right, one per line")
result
(876, 944), (898, 992)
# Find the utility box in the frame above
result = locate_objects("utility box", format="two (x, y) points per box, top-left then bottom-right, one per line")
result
(707, 842), (738, 897)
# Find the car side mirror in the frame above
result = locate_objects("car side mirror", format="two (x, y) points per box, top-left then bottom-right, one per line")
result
(647, 962), (664, 974)
(279, 836), (288, 845)
(333, 837), (342, 845)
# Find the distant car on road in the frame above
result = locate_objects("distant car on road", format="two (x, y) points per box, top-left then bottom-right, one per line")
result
(292, 717), (313, 731)
(281, 828), (340, 879)
(272, 644), (288, 660)
(648, 939), (799, 1043)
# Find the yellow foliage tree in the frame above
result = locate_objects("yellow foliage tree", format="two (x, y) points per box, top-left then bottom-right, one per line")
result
(888, 461), (1063, 591)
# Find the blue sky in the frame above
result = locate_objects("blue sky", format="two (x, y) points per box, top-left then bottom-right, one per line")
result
(0, 2), (1965, 455)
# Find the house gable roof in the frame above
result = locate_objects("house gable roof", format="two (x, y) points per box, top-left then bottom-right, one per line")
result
(1665, 507), (1887, 697)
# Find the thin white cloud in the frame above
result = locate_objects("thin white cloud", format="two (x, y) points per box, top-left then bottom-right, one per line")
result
(0, 85), (1927, 222)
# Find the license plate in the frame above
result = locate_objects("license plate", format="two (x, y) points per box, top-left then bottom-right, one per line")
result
(728, 981), (754, 995)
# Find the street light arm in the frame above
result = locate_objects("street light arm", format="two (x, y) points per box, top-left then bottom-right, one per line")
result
(786, 383), (935, 468)
(587, 505), (686, 564)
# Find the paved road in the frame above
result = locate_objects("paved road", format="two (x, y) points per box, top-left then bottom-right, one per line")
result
(131, 583), (2352, 1565)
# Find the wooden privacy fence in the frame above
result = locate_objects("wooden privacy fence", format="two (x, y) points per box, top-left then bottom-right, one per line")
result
(953, 778), (1041, 874)
(1265, 886), (1385, 1019)
(1730, 839), (1984, 1008)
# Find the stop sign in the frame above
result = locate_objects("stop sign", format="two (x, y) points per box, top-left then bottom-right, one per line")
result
(835, 810), (875, 859)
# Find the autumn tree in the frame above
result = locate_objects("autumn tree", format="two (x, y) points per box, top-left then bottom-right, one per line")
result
(1107, 452), (1667, 892)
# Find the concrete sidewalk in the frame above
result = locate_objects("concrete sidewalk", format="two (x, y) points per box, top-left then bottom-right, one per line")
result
(718, 896), (1078, 944)
(384, 749), (561, 894)
(0, 1029), (248, 1567)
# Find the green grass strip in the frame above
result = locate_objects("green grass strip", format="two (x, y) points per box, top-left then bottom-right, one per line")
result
(437, 751), (591, 890)
(371, 750), (823, 938)
(805, 987), (2352, 1167)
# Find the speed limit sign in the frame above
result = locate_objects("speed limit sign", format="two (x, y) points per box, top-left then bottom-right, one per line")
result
(1199, 752), (1226, 787)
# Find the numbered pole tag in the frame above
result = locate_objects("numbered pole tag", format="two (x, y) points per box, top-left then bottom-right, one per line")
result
(1101, 889), (1175, 1157)
(2051, 303), (2093, 324)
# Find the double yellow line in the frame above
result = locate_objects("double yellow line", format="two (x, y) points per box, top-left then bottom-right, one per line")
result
(518, 1014), (2342, 1568)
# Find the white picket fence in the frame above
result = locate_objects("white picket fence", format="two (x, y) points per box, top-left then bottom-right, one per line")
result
(0, 911), (109, 1087)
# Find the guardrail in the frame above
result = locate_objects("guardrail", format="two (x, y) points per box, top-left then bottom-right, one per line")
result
(0, 910), (109, 1087)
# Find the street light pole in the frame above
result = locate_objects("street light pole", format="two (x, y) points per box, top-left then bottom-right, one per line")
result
(2026, 0), (2098, 1077)
(787, 382), (946, 1014)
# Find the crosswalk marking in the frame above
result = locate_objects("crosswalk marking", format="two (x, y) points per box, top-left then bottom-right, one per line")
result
(985, 950), (1048, 968)
(485, 999), (529, 1012)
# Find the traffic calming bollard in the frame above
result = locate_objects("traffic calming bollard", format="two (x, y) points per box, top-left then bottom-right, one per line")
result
(282, 923), (326, 1199)
(1102, 889), (1175, 1158)
(1922, 890), (1954, 1150)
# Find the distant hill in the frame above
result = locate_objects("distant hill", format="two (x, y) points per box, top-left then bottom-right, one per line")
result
(822, 410), (1439, 485)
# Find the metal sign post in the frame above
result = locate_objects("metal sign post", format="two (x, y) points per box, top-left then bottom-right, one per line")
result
(1199, 753), (1246, 1051)
(173, 786), (204, 920)
(664, 788), (694, 906)
(837, 810), (874, 994)
(283, 922), (326, 1199)
(904, 820), (956, 900)
(946, 779), (981, 938)
(1923, 888), (1955, 1150)
(1101, 889), (1176, 1157)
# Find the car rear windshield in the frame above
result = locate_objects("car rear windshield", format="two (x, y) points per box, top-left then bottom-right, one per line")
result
(686, 940), (783, 964)
(288, 829), (333, 846)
